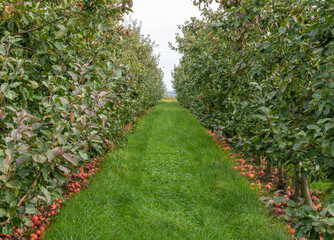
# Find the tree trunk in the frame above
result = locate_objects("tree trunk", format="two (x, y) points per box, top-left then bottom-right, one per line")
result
(257, 157), (261, 168)
(301, 174), (313, 208)
(292, 168), (302, 201)
(277, 163), (286, 190)
(265, 160), (272, 175)
(279, 164), (284, 181)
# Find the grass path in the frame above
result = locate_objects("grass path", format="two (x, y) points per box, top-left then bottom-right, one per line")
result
(46, 101), (289, 240)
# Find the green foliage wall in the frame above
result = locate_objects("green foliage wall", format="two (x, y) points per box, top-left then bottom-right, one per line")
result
(173, 1), (333, 236)
(174, 0), (333, 179)
(0, 0), (164, 233)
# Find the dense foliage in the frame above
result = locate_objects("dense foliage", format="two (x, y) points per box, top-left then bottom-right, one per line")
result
(172, 0), (333, 238)
(0, 0), (164, 234)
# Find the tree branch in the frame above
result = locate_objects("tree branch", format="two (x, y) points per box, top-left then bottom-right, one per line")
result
(0, 218), (10, 226)
(16, 167), (43, 207)
(17, 46), (37, 53)
(12, 16), (66, 36)
(29, 10), (47, 22)
(11, 10), (82, 36)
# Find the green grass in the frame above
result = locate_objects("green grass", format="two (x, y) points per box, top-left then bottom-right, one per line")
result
(162, 95), (177, 102)
(46, 101), (289, 240)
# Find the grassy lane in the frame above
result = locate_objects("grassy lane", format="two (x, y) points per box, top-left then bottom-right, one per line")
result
(46, 101), (289, 240)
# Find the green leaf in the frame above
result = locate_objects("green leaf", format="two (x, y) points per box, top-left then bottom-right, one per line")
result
(113, 69), (122, 79)
(62, 153), (79, 166)
(40, 186), (51, 203)
(327, 203), (334, 216)
(278, 26), (287, 35)
(241, 101), (248, 109)
(56, 165), (69, 174)
(46, 149), (57, 162)
(6, 180), (20, 189)
(22, 15), (29, 24)
(25, 204), (39, 215)
(273, 196), (285, 204)
(29, 80), (39, 88)
(5, 190), (16, 207)
(57, 24), (67, 31)
(325, 122), (334, 131)
(5, 90), (18, 100)
(68, 71), (77, 81)
(285, 207), (293, 217)
(259, 106), (270, 115)
(55, 42), (64, 50)
(286, 199), (296, 207)
(11, 82), (22, 88)
(307, 124), (318, 130)
(32, 154), (47, 164)
(1, 225), (11, 236)
(79, 151), (89, 160)
(0, 46), (5, 55)
(278, 140), (286, 149)
(99, 70), (106, 80)
(267, 92), (276, 100)
(1, 83), (8, 93)
(259, 196), (270, 201)
(55, 30), (66, 38)
(322, 218), (334, 226)
(16, 153), (32, 165)
(41, 130), (52, 138)
(59, 97), (69, 104)
(254, 114), (267, 121)
(0, 208), (7, 217)
(293, 141), (304, 150)
(54, 170), (66, 184)
(309, 28), (319, 36)
(16, 166), (31, 178)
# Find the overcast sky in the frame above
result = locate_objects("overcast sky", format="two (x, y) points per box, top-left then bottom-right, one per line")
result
(126, 0), (203, 91)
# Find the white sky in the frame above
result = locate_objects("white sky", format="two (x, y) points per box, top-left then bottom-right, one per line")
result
(126, 0), (203, 91)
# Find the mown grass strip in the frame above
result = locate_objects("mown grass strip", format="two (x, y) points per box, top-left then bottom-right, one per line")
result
(46, 101), (289, 240)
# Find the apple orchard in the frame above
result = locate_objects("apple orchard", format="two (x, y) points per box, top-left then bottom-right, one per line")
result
(0, 0), (164, 239)
(172, 0), (334, 239)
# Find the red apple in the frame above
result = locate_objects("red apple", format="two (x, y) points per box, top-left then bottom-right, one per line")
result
(30, 234), (38, 240)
